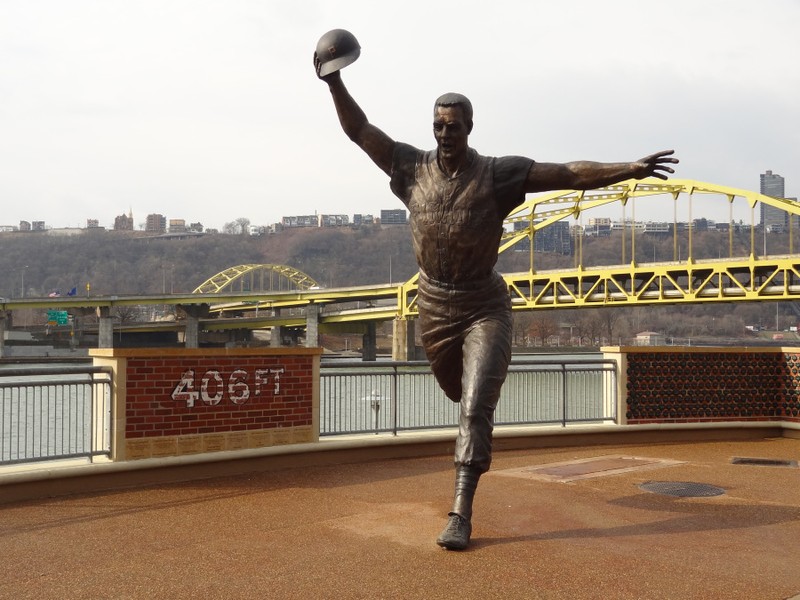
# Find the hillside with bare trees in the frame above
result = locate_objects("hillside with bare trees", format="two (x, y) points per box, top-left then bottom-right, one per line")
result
(1, 225), (796, 346)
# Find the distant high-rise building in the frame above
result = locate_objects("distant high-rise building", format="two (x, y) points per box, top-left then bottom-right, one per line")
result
(145, 213), (167, 233)
(760, 170), (786, 232)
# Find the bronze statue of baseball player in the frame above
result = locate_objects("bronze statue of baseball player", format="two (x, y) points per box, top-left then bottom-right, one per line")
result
(314, 29), (677, 550)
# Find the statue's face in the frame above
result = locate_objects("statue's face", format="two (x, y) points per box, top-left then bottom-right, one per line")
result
(433, 106), (469, 162)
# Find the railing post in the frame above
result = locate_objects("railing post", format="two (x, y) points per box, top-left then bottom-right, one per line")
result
(392, 364), (399, 436)
(561, 363), (568, 427)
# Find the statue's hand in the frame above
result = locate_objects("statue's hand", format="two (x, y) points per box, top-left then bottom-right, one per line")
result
(634, 150), (679, 180)
(313, 52), (341, 84)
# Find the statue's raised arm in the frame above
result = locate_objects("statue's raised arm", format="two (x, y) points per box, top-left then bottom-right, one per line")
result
(314, 30), (395, 175)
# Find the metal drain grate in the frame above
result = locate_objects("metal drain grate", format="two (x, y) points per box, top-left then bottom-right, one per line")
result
(639, 481), (725, 498)
(731, 457), (798, 468)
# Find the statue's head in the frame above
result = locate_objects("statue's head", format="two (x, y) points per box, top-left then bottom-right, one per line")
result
(434, 93), (473, 134)
(433, 93), (473, 163)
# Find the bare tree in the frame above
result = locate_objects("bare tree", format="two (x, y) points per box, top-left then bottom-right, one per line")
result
(222, 218), (252, 235)
(527, 314), (559, 346)
(598, 307), (622, 345)
(113, 305), (141, 324)
(236, 217), (251, 235)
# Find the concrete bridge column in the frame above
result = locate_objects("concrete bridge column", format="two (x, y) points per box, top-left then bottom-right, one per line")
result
(184, 317), (199, 349)
(270, 326), (283, 348)
(178, 304), (210, 349)
(391, 317), (416, 361)
(362, 322), (377, 362)
(305, 304), (319, 348)
(97, 307), (114, 349)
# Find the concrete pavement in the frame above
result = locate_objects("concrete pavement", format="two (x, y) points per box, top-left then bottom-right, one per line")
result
(1, 435), (799, 600)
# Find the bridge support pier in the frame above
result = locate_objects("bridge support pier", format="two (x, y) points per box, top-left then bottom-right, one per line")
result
(391, 318), (416, 361)
(305, 304), (319, 348)
(270, 326), (283, 348)
(178, 304), (210, 349)
(97, 307), (114, 349)
(362, 322), (377, 362)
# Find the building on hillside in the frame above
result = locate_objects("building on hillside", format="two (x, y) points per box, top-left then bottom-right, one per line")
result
(114, 212), (134, 230)
(535, 220), (572, 254)
(31, 221), (46, 231)
(320, 214), (349, 227)
(46, 228), (83, 236)
(643, 222), (671, 234)
(19, 221), (31, 231)
(380, 209), (407, 225)
(86, 219), (101, 229)
(586, 217), (612, 237)
(352, 213), (375, 226)
(760, 170), (786, 232)
(189, 222), (204, 233)
(511, 220), (572, 254)
(169, 219), (187, 233)
(145, 213), (167, 233)
(282, 215), (319, 228)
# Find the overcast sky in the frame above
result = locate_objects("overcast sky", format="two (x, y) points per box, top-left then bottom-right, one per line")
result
(1, 0), (798, 230)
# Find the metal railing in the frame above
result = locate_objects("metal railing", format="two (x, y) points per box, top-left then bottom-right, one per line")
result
(320, 357), (618, 436)
(0, 366), (113, 465)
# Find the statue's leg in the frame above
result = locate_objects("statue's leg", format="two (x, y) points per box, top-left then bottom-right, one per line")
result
(454, 316), (512, 475)
(418, 287), (463, 402)
(438, 315), (512, 550)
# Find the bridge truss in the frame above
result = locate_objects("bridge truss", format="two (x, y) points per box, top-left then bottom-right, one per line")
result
(395, 178), (800, 318)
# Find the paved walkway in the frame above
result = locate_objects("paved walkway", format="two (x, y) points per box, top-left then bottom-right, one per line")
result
(1, 436), (800, 600)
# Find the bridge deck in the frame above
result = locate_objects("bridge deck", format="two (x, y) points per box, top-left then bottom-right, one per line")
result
(2, 435), (799, 599)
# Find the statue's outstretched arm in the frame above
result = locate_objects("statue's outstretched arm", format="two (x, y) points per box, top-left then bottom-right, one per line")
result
(524, 150), (678, 193)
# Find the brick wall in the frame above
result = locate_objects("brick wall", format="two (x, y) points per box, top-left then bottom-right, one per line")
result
(617, 347), (800, 425)
(91, 347), (322, 460)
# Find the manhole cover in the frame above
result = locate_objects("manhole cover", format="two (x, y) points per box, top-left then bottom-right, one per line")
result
(639, 481), (725, 498)
(731, 457), (798, 468)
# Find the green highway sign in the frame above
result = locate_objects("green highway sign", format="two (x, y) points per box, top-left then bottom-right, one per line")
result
(47, 310), (69, 326)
